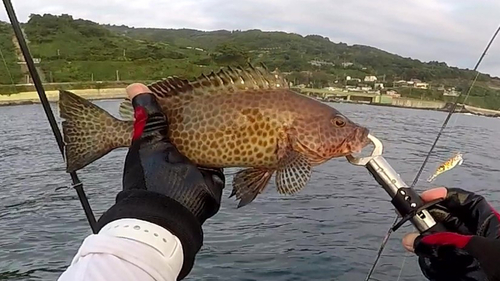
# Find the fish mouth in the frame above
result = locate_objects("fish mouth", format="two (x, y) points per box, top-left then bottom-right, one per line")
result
(300, 126), (371, 163)
(347, 127), (370, 153)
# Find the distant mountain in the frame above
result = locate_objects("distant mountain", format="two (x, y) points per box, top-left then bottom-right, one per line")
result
(104, 25), (500, 84)
(1, 13), (499, 109)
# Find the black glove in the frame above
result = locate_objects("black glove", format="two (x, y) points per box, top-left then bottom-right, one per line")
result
(413, 188), (500, 281)
(96, 93), (225, 280)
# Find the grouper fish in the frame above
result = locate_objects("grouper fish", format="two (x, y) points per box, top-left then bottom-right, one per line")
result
(58, 64), (370, 207)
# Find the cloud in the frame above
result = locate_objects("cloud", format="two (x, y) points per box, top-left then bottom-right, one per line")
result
(1, 0), (499, 76)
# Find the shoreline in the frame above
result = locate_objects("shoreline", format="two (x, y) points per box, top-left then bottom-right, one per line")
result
(0, 88), (126, 107)
(318, 97), (500, 118)
(1, 88), (499, 118)
(327, 100), (500, 117)
(366, 100), (500, 117)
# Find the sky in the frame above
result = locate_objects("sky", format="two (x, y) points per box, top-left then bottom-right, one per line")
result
(2, 0), (500, 77)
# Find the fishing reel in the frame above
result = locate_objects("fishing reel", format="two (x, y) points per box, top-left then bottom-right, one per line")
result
(346, 134), (446, 234)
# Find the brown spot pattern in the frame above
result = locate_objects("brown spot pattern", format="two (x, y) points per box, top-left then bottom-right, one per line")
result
(153, 85), (368, 171)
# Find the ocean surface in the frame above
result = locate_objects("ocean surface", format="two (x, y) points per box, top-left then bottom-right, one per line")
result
(1, 100), (499, 281)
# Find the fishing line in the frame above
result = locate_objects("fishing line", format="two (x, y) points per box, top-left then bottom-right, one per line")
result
(396, 251), (411, 280)
(363, 215), (399, 281)
(392, 70), (481, 281)
(410, 72), (486, 188)
(3, 0), (98, 233)
(394, 51), (487, 281)
(364, 24), (500, 281)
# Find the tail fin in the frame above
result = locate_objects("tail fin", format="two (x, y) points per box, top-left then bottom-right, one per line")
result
(58, 90), (134, 173)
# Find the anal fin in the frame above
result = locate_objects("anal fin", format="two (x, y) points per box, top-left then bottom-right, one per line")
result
(276, 151), (312, 195)
(231, 168), (274, 208)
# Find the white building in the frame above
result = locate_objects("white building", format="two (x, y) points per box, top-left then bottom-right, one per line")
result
(415, 82), (429, 89)
(364, 75), (377, 82)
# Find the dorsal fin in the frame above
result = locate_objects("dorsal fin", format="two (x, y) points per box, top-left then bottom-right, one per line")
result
(147, 76), (194, 98)
(146, 63), (289, 98)
(118, 63), (289, 121)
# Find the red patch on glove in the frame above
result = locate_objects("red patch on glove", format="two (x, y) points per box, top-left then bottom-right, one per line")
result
(132, 106), (147, 140)
(489, 204), (500, 222)
(421, 232), (472, 249)
(488, 204), (500, 236)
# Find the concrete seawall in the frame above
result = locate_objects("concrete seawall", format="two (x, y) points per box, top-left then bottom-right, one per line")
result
(463, 104), (500, 117)
(391, 97), (445, 109)
(0, 88), (125, 106)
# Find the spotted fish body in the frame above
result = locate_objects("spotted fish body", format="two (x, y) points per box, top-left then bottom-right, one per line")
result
(427, 152), (464, 183)
(59, 64), (370, 207)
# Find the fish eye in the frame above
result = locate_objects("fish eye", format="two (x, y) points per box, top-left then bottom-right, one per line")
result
(331, 116), (346, 127)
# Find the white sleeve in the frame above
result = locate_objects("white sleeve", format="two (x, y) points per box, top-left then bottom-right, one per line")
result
(57, 218), (184, 281)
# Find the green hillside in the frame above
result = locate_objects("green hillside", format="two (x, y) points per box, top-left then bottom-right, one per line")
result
(0, 21), (23, 86)
(0, 13), (499, 108)
(104, 25), (490, 81)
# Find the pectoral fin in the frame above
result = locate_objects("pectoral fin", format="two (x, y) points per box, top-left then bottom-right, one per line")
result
(118, 99), (134, 121)
(276, 151), (312, 195)
(274, 125), (312, 195)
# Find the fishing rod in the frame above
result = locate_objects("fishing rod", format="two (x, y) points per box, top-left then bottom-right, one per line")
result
(353, 24), (500, 281)
(2, 0), (98, 233)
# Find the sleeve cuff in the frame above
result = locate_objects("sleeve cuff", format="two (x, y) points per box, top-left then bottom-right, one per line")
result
(96, 190), (203, 280)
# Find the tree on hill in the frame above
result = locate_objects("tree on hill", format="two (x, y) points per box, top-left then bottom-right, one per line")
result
(211, 42), (249, 66)
(0, 22), (23, 86)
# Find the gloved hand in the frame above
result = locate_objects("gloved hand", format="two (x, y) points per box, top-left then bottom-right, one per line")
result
(402, 187), (500, 281)
(96, 83), (225, 280)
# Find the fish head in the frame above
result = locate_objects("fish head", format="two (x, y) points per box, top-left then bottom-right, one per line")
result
(320, 111), (370, 157)
(294, 109), (370, 164)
